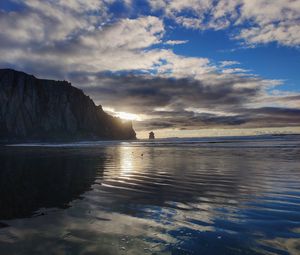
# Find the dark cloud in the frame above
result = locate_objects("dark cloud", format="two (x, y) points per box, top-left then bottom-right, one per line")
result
(136, 112), (248, 131)
(83, 74), (260, 113)
(238, 107), (300, 128)
(149, 108), (300, 130)
(80, 73), (300, 131)
(246, 107), (300, 116)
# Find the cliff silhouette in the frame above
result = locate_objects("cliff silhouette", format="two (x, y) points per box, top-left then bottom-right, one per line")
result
(0, 69), (136, 142)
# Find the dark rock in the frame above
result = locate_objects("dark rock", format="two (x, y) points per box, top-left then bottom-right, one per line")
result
(149, 131), (155, 139)
(0, 69), (136, 142)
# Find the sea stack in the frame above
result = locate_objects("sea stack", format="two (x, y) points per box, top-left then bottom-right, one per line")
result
(149, 131), (155, 139)
(0, 69), (136, 142)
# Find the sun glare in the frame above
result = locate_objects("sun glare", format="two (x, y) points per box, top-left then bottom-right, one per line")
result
(116, 112), (140, 121)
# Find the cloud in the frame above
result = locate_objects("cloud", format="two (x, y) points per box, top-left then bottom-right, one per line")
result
(0, 0), (211, 82)
(0, 0), (299, 133)
(81, 72), (300, 131)
(0, 0), (111, 43)
(136, 110), (248, 131)
(0, 1), (243, 91)
(219, 61), (240, 67)
(134, 105), (300, 131)
(238, 107), (300, 128)
(80, 16), (164, 50)
(235, 22), (300, 47)
(149, 0), (300, 47)
(165, 40), (189, 45)
(221, 68), (250, 74)
(0, 2), (212, 81)
(83, 73), (259, 112)
(0, 6), (167, 76)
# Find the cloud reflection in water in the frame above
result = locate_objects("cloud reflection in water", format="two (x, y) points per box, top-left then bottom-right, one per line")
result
(0, 137), (300, 254)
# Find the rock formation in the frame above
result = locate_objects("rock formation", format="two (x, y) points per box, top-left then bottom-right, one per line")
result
(0, 69), (136, 142)
(149, 131), (155, 139)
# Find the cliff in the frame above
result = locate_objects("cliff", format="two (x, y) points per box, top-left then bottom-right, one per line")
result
(0, 69), (136, 142)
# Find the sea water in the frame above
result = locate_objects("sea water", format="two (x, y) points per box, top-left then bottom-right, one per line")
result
(0, 135), (300, 254)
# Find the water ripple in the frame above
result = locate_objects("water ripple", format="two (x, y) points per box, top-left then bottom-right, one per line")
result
(0, 137), (300, 254)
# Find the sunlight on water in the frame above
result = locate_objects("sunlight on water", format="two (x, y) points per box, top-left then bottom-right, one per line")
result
(119, 146), (135, 176)
(0, 136), (300, 255)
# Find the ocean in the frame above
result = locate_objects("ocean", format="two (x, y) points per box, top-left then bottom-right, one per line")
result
(0, 135), (300, 254)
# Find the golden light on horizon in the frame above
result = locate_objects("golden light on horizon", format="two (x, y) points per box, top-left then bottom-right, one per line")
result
(136, 127), (300, 139)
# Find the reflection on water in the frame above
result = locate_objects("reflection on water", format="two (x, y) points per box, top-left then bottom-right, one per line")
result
(0, 148), (105, 220)
(0, 137), (300, 255)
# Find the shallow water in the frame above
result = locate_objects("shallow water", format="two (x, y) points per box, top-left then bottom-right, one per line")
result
(0, 136), (300, 255)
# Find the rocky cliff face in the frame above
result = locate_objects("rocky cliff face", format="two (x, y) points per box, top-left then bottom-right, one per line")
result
(0, 69), (136, 142)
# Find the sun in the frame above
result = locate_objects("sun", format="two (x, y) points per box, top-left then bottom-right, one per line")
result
(116, 112), (140, 121)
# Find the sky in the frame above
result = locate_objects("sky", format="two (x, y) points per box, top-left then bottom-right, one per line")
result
(0, 0), (300, 138)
